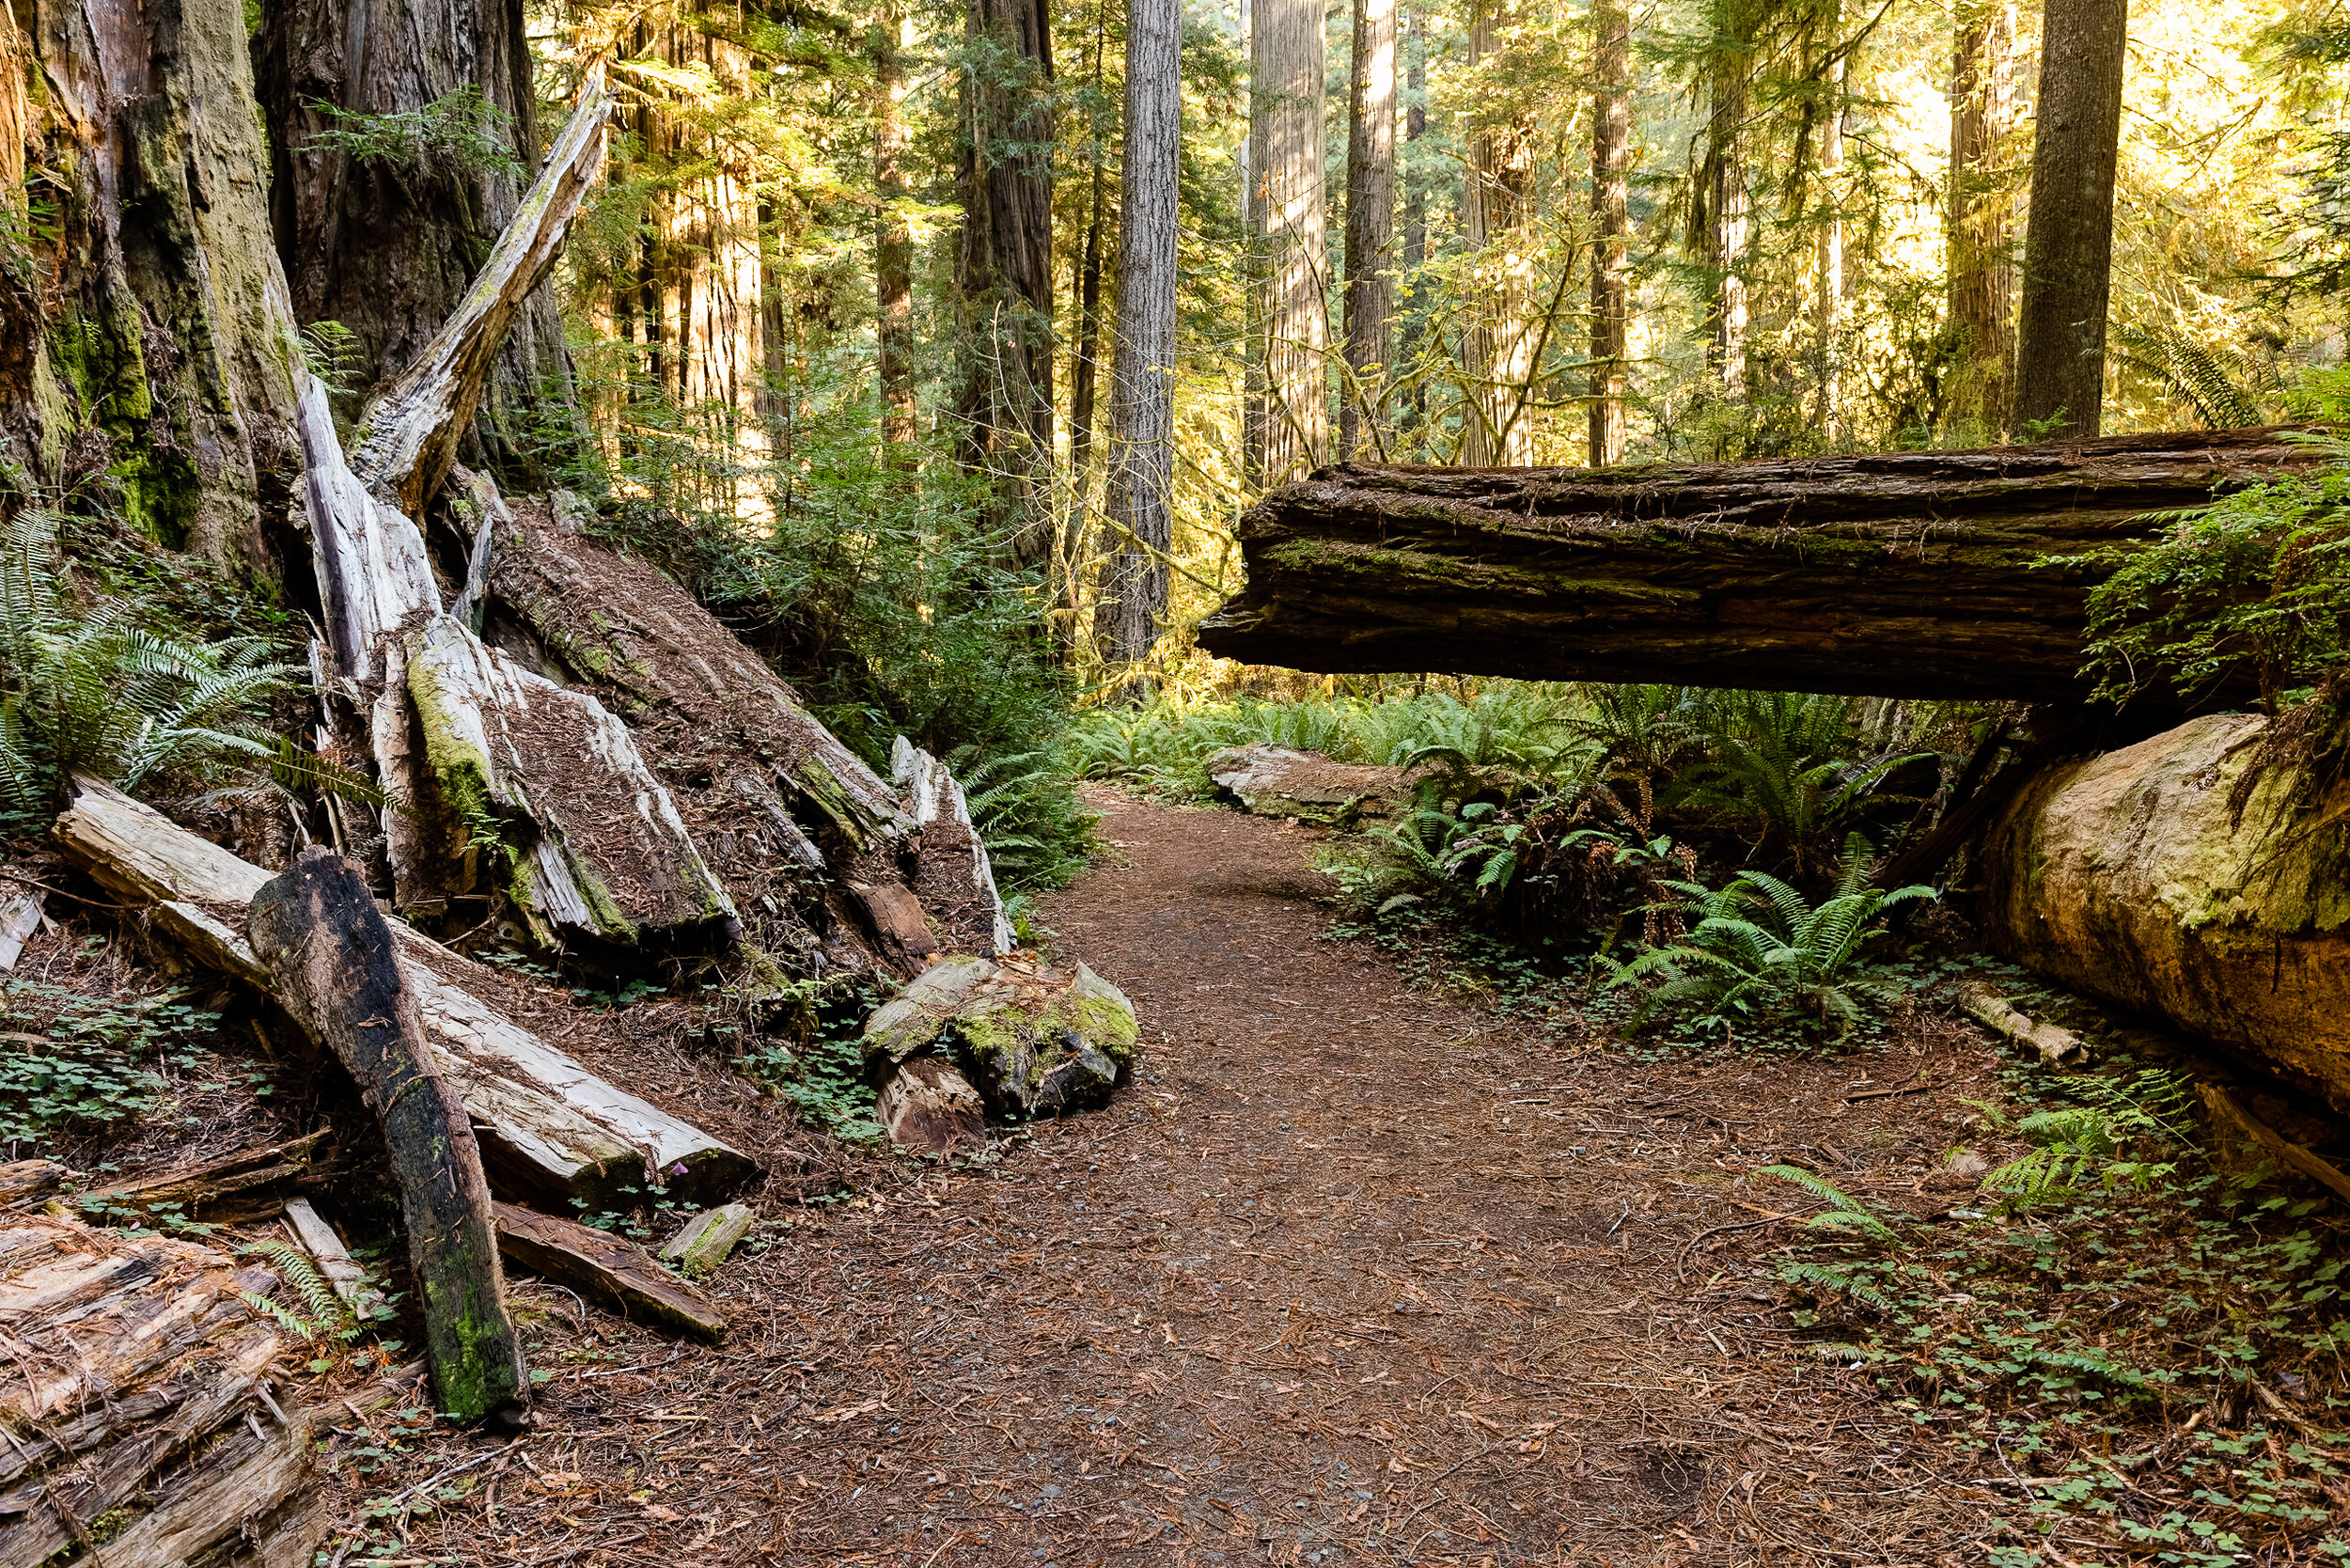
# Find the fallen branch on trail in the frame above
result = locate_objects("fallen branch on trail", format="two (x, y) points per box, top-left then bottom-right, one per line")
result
(493, 1201), (728, 1342)
(1196, 430), (2321, 705)
(0, 1210), (326, 1567)
(250, 848), (530, 1428)
(1956, 983), (2086, 1068)
(53, 777), (756, 1205)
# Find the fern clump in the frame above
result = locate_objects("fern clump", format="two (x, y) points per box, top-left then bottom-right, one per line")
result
(1597, 833), (1934, 1042)
(1975, 1068), (2193, 1211)
(1757, 1164), (1904, 1248)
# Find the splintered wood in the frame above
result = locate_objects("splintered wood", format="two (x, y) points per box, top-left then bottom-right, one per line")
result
(0, 1212), (324, 1567)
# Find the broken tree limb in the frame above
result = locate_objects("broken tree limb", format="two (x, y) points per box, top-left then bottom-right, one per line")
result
(492, 1200), (728, 1342)
(349, 74), (614, 517)
(1195, 430), (2324, 704)
(1955, 982), (2086, 1068)
(2198, 1082), (2350, 1205)
(0, 882), (43, 968)
(297, 374), (442, 686)
(248, 847), (530, 1427)
(53, 777), (755, 1205)
(658, 1201), (756, 1278)
(283, 1197), (376, 1312)
(77, 1130), (331, 1225)
(0, 1210), (325, 1568)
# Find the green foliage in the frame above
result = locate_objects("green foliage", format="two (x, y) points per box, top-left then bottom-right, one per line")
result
(2064, 433), (2350, 711)
(1598, 839), (1935, 1041)
(0, 510), (301, 827)
(298, 321), (366, 400)
(734, 981), (885, 1145)
(948, 745), (1096, 891)
(1669, 690), (1935, 877)
(0, 979), (217, 1152)
(1756, 1164), (1903, 1247)
(1976, 1068), (2194, 1212)
(305, 86), (525, 182)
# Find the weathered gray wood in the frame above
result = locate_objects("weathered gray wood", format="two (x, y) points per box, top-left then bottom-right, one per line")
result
(249, 849), (528, 1426)
(53, 777), (755, 1205)
(893, 738), (1015, 956)
(657, 1201), (756, 1278)
(1196, 430), (2325, 704)
(283, 1197), (374, 1311)
(1956, 983), (2085, 1068)
(494, 1201), (728, 1343)
(0, 885), (44, 969)
(348, 77), (613, 516)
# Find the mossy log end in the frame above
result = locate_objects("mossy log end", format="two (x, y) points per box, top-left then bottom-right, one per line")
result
(1196, 429), (2323, 704)
(248, 848), (529, 1428)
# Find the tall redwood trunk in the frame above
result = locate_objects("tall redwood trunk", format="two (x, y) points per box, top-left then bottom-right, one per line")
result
(1249, 0), (1327, 483)
(1401, 9), (1427, 432)
(1461, 1), (1534, 467)
(1949, 0), (2018, 437)
(1694, 16), (1752, 394)
(1589, 0), (1631, 466)
(2013, 0), (2127, 438)
(876, 0), (916, 447)
(1815, 43), (1847, 442)
(255, 0), (576, 490)
(1340, 0), (1398, 459)
(954, 0), (1058, 567)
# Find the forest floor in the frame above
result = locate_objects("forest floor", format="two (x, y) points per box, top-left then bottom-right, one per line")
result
(312, 785), (2046, 1568)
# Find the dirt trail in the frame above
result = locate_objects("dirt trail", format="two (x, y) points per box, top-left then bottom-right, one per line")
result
(360, 790), (2006, 1566)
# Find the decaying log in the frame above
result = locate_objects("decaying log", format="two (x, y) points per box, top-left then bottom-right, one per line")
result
(493, 1201), (728, 1342)
(2198, 1082), (2350, 1204)
(1980, 713), (2350, 1116)
(298, 376), (441, 686)
(78, 1130), (330, 1225)
(249, 848), (529, 1426)
(482, 497), (1010, 971)
(0, 1211), (324, 1567)
(875, 1056), (987, 1154)
(1956, 983), (2086, 1068)
(658, 1201), (756, 1278)
(865, 955), (1139, 1118)
(893, 738), (1016, 956)
(283, 1197), (374, 1311)
(0, 1158), (65, 1204)
(53, 777), (755, 1205)
(1196, 430), (2324, 704)
(0, 883), (44, 969)
(348, 77), (614, 517)
(1206, 745), (1420, 822)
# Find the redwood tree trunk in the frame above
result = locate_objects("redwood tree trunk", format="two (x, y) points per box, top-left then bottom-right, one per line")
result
(1093, 0), (1182, 671)
(1461, 2), (1535, 466)
(876, 0), (917, 447)
(255, 0), (577, 485)
(1340, 0), (1398, 459)
(1249, 0), (1327, 483)
(1950, 0), (2018, 437)
(1589, 0), (1631, 466)
(2013, 0), (2127, 438)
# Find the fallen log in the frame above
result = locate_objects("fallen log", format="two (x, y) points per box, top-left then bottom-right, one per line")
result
(54, 776), (756, 1205)
(493, 1200), (728, 1342)
(76, 1130), (330, 1226)
(1955, 983), (2086, 1068)
(864, 955), (1139, 1118)
(1979, 713), (2350, 1117)
(1195, 430), (2322, 704)
(0, 1210), (325, 1568)
(250, 848), (529, 1427)
(283, 1196), (376, 1311)
(2198, 1082), (2350, 1205)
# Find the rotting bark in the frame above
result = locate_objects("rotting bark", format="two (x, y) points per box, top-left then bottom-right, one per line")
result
(1195, 429), (2320, 705)
(79, 1130), (331, 1225)
(54, 776), (756, 1205)
(0, 1210), (324, 1568)
(493, 1200), (728, 1343)
(249, 847), (530, 1428)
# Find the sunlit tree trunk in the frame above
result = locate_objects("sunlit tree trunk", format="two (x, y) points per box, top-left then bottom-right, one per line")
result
(1694, 25), (1752, 394)
(1815, 47), (1846, 444)
(955, 0), (1058, 566)
(1248, 0), (1327, 483)
(1094, 0), (1182, 675)
(2013, 0), (2127, 438)
(1949, 0), (2018, 438)
(1588, 0), (1631, 467)
(875, 0), (916, 447)
(1340, 0), (1397, 459)
(257, 0), (577, 488)
(1461, 2), (1534, 467)
(1058, 18), (1112, 661)
(1401, 9), (1428, 432)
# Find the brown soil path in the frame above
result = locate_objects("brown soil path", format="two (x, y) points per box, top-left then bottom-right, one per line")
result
(358, 790), (2007, 1567)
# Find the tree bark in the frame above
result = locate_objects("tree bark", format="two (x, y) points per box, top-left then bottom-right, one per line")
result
(954, 0), (1058, 567)
(1093, 0), (1183, 673)
(254, 0), (578, 480)
(1697, 41), (1752, 393)
(1249, 0), (1327, 483)
(1401, 10), (1428, 431)
(1815, 46), (1847, 442)
(1194, 429), (2315, 703)
(494, 1202), (728, 1342)
(1460, 3), (1535, 466)
(876, 0), (917, 447)
(1589, 0), (1632, 467)
(1340, 0), (1398, 459)
(248, 847), (530, 1428)
(1949, 0), (2018, 437)
(2013, 0), (2127, 438)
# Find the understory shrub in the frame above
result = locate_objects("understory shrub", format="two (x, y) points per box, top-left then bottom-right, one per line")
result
(0, 979), (221, 1152)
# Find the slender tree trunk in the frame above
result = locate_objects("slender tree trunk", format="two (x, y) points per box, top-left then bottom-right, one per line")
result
(1949, 0), (2018, 437)
(1589, 0), (1631, 466)
(1401, 10), (1428, 432)
(2013, 0), (2127, 438)
(1815, 46), (1847, 443)
(1059, 35), (1111, 661)
(1696, 35), (1752, 393)
(955, 0), (1058, 565)
(876, 0), (916, 447)
(1249, 0), (1327, 483)
(1340, 0), (1398, 459)
(1094, 0), (1182, 674)
(1461, 2), (1535, 466)
(255, 0), (578, 489)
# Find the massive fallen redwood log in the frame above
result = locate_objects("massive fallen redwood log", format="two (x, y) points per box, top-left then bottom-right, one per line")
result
(54, 777), (755, 1205)
(1979, 713), (2350, 1118)
(1196, 430), (2323, 704)
(0, 1211), (325, 1567)
(251, 849), (529, 1426)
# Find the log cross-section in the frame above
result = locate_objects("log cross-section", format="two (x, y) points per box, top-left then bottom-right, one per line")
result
(1195, 429), (2326, 704)
(249, 847), (530, 1427)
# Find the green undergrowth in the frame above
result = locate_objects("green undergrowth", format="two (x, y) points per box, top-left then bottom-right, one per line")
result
(0, 974), (227, 1153)
(729, 977), (886, 1145)
(1762, 1050), (2350, 1566)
